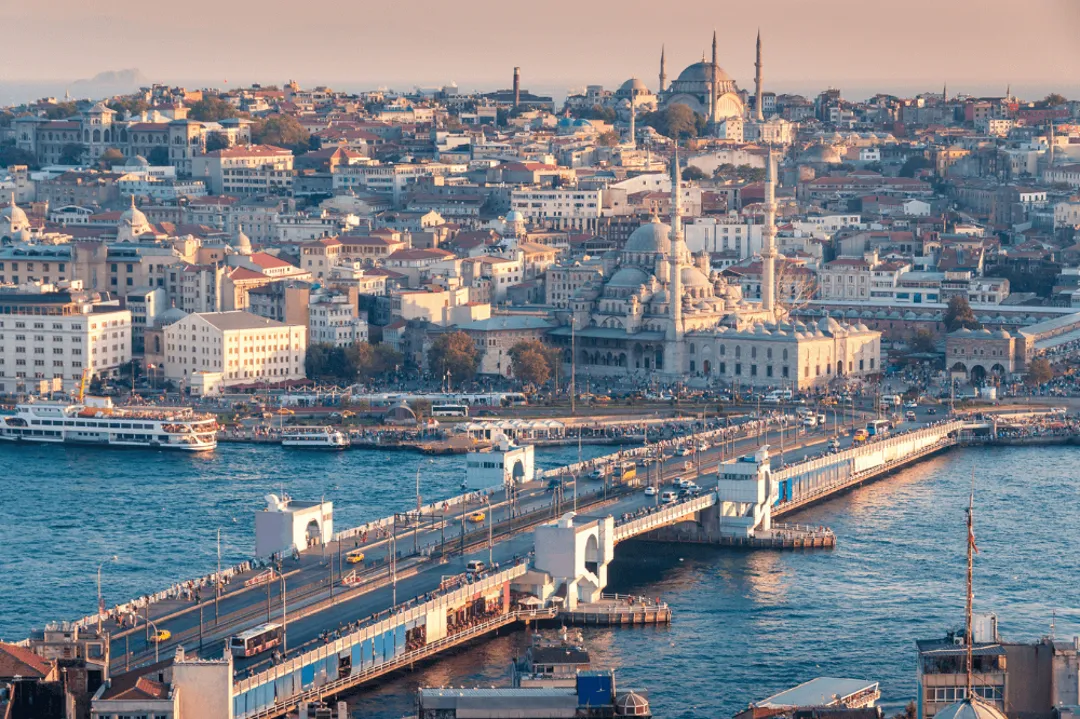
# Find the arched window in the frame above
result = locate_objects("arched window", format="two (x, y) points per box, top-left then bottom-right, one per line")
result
(735, 346), (741, 358)
(783, 348), (789, 361)
(719, 345), (726, 356)
(92, 129), (100, 142)
(689, 344), (696, 355)
(767, 348), (773, 360)
(751, 347), (757, 359)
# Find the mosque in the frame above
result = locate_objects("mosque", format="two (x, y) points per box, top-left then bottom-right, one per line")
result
(658, 32), (747, 125)
(548, 150), (881, 390)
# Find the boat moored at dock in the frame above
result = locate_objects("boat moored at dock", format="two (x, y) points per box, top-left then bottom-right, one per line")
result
(281, 426), (349, 449)
(0, 397), (217, 451)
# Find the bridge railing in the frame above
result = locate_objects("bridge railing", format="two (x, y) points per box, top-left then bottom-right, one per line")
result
(612, 493), (716, 543)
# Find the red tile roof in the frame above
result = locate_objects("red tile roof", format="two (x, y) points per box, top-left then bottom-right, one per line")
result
(0, 642), (53, 679)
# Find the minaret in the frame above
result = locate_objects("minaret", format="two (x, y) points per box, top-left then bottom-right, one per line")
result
(628, 105), (636, 149)
(710, 30), (719, 124)
(943, 81), (948, 103)
(754, 30), (764, 122)
(513, 67), (521, 108)
(659, 46), (667, 93)
(666, 146), (685, 374)
(761, 147), (778, 318)
(1048, 119), (1056, 169)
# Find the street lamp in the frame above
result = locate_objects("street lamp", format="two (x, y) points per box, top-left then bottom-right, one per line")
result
(146, 618), (162, 664)
(269, 566), (288, 654)
(97, 555), (118, 631)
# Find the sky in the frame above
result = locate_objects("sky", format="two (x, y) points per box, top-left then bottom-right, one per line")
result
(4, 0), (1080, 101)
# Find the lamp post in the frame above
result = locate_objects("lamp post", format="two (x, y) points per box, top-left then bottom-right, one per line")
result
(96, 555), (118, 631)
(146, 618), (162, 664)
(269, 566), (288, 654)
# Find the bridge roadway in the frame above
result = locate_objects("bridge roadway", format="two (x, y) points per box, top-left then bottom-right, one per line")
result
(112, 406), (960, 676)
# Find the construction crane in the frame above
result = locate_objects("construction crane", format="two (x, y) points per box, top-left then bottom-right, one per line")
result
(77, 367), (91, 403)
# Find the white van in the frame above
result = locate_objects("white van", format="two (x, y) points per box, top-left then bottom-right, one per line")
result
(660, 491), (677, 504)
(466, 560), (486, 575)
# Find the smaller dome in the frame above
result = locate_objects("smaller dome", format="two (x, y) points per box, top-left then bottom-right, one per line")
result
(132, 154), (150, 166)
(799, 143), (843, 165)
(234, 224), (252, 255)
(934, 699), (1008, 719)
(608, 267), (651, 288)
(505, 210), (525, 223)
(1, 193), (30, 232)
(624, 217), (672, 254)
(615, 690), (651, 717)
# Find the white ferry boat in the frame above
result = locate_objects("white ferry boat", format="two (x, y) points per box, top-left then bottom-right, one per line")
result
(0, 397), (218, 451)
(281, 426), (349, 449)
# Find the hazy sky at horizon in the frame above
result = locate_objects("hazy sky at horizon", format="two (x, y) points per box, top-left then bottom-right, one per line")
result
(5, 0), (1080, 97)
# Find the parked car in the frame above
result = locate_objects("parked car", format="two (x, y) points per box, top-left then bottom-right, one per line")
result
(644, 486), (658, 496)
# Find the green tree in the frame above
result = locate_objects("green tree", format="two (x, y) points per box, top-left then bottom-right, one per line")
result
(147, 146), (171, 166)
(205, 132), (230, 152)
(943, 296), (980, 331)
(251, 114), (310, 153)
(43, 102), (79, 120)
(346, 342), (402, 381)
(305, 343), (350, 382)
(910, 328), (936, 353)
(1026, 357), (1053, 386)
(899, 155), (933, 178)
(597, 131), (620, 147)
(508, 340), (561, 387)
(59, 142), (86, 165)
(1043, 93), (1066, 107)
(682, 165), (707, 181)
(639, 104), (703, 140)
(736, 165), (766, 182)
(98, 148), (125, 167)
(427, 331), (478, 382)
(107, 97), (149, 116)
(188, 96), (240, 122)
(0, 142), (39, 169)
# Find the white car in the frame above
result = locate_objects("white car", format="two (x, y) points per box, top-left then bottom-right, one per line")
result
(660, 491), (677, 504)
(675, 477), (691, 489)
(644, 485), (658, 496)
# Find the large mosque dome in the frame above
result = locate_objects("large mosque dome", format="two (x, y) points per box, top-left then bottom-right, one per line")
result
(623, 217), (672, 254)
(672, 61), (736, 95)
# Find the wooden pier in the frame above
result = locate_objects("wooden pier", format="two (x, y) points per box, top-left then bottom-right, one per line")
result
(556, 594), (671, 626)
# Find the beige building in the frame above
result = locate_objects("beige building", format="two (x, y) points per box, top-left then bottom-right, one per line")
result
(163, 311), (306, 387)
(390, 286), (490, 326)
(0, 281), (132, 393)
(192, 145), (294, 195)
(458, 315), (554, 377)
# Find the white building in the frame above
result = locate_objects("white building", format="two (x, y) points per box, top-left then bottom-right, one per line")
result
(509, 189), (603, 222)
(309, 294), (368, 347)
(0, 281), (132, 394)
(685, 216), (762, 258)
(163, 310), (306, 387)
(464, 432), (535, 486)
(192, 145), (294, 196)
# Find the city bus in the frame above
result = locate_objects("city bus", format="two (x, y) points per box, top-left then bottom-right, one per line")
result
(866, 419), (891, 437)
(229, 623), (283, 658)
(431, 404), (469, 418)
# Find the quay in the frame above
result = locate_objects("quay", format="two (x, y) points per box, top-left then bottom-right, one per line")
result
(31, 411), (1068, 719)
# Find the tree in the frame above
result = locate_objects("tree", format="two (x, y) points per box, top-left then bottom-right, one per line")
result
(98, 148), (125, 167)
(58, 143), (86, 165)
(735, 164), (765, 182)
(107, 97), (149, 117)
(910, 328), (936, 353)
(147, 147), (170, 166)
(0, 142), (39, 169)
(251, 114), (311, 154)
(899, 155), (933, 178)
(1026, 357), (1053, 386)
(305, 343), (353, 383)
(597, 131), (620, 147)
(188, 96), (240, 122)
(1043, 93), (1066, 107)
(43, 102), (78, 120)
(205, 132), (230, 152)
(682, 165), (707, 181)
(427, 331), (478, 382)
(943, 296), (980, 331)
(347, 342), (403, 381)
(508, 340), (561, 387)
(639, 104), (703, 140)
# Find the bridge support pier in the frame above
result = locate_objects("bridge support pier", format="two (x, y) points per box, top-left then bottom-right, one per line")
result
(704, 445), (776, 538)
(532, 513), (614, 610)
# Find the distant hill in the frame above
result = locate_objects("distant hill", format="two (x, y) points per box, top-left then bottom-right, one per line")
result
(68, 69), (150, 100)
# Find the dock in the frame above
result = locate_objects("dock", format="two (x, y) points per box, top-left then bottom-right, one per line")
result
(556, 594), (671, 626)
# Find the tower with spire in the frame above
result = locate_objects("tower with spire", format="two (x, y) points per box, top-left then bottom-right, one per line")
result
(666, 147), (685, 374)
(710, 30), (719, 124)
(755, 30), (765, 122)
(761, 147), (778, 319)
(659, 46), (667, 93)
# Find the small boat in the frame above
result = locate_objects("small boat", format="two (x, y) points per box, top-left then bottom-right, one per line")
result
(281, 426), (349, 449)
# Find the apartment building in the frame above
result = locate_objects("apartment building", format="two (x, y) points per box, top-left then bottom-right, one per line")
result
(163, 311), (306, 387)
(0, 281), (132, 393)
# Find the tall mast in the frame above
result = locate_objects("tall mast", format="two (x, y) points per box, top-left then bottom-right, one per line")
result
(761, 146), (777, 317)
(755, 30), (764, 122)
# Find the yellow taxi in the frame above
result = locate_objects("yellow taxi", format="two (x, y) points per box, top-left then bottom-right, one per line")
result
(853, 429), (869, 443)
(467, 511), (486, 524)
(346, 549), (365, 564)
(151, 629), (172, 643)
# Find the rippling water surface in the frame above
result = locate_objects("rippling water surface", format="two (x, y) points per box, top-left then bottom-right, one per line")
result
(3, 443), (1078, 718)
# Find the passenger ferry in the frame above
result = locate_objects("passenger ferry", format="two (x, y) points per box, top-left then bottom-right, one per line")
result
(280, 426), (349, 449)
(0, 397), (218, 451)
